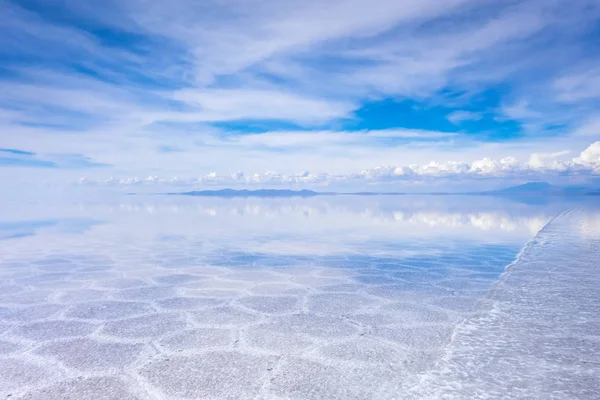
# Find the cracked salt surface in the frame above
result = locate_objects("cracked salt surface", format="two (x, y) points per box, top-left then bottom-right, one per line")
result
(408, 210), (600, 399)
(0, 195), (598, 399)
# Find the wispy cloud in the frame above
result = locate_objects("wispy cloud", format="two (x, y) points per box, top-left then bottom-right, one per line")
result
(446, 111), (483, 125)
(1, 0), (600, 189)
(571, 116), (600, 137)
(220, 129), (457, 149)
(0, 147), (109, 169)
(554, 66), (600, 103)
(170, 88), (356, 125)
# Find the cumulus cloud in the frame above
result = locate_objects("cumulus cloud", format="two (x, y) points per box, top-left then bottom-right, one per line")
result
(573, 141), (600, 172)
(76, 141), (600, 188)
(526, 151), (570, 169)
(2, 0), (600, 189)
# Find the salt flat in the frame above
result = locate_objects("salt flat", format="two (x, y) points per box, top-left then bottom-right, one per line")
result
(410, 210), (600, 399)
(0, 195), (597, 399)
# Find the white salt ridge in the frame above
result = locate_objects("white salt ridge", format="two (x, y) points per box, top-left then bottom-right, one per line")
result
(410, 209), (600, 399)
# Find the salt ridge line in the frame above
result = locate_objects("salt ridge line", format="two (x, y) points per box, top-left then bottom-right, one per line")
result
(402, 208), (565, 396)
(408, 208), (600, 399)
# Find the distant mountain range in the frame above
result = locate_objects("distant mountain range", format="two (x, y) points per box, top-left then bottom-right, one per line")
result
(479, 182), (600, 196)
(170, 182), (599, 197)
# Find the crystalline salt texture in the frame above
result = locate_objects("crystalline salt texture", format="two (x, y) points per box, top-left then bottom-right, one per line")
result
(56, 289), (106, 303)
(410, 210), (600, 399)
(158, 328), (233, 351)
(18, 376), (141, 400)
(306, 293), (381, 315)
(319, 283), (364, 292)
(0, 358), (53, 393)
(259, 314), (359, 339)
(0, 304), (64, 322)
(12, 320), (97, 341)
(190, 305), (260, 325)
(101, 313), (186, 339)
(139, 352), (278, 399)
(1, 196), (597, 399)
(153, 273), (207, 284)
(35, 338), (145, 371)
(318, 336), (407, 365)
(0, 340), (22, 355)
(94, 278), (146, 289)
(66, 300), (154, 320)
(269, 357), (400, 400)
(156, 296), (224, 310)
(249, 282), (309, 295)
(114, 286), (178, 301)
(16, 272), (71, 284)
(237, 295), (300, 314)
(378, 302), (451, 323)
(0, 284), (23, 295)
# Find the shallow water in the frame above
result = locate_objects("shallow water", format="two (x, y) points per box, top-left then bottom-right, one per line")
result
(0, 194), (598, 399)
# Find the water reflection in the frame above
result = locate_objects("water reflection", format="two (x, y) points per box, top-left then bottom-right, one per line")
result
(0, 219), (101, 241)
(0, 194), (597, 399)
(1, 195), (585, 243)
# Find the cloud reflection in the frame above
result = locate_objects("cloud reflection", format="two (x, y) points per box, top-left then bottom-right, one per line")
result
(3, 195), (590, 247)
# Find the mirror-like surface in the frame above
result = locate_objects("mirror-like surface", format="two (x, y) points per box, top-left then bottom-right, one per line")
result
(0, 194), (598, 399)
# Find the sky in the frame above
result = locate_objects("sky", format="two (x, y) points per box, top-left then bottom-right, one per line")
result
(1, 0), (600, 191)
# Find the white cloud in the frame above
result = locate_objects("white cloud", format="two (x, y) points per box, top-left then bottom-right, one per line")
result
(469, 157), (520, 175)
(170, 88), (356, 124)
(118, 0), (475, 86)
(554, 67), (600, 102)
(571, 116), (600, 137)
(2, 0), (600, 189)
(410, 161), (470, 177)
(6, 0), (594, 128)
(500, 99), (542, 121)
(527, 151), (570, 169)
(573, 141), (600, 172)
(447, 111), (483, 125)
(223, 129), (456, 148)
(74, 141), (600, 189)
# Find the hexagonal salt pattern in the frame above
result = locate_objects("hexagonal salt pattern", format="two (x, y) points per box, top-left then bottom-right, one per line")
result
(34, 338), (145, 371)
(0, 201), (598, 399)
(0, 358), (54, 394)
(139, 352), (278, 398)
(12, 320), (98, 341)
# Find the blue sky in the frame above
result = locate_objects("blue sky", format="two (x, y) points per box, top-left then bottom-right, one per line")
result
(1, 0), (600, 190)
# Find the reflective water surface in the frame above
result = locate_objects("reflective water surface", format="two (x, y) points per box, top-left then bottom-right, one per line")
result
(0, 194), (598, 399)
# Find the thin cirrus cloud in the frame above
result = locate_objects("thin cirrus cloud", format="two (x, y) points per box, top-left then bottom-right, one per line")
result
(0, 148), (109, 169)
(571, 117), (600, 137)
(1, 0), (600, 189)
(446, 111), (483, 125)
(219, 129), (458, 149)
(170, 88), (356, 124)
(554, 67), (600, 103)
